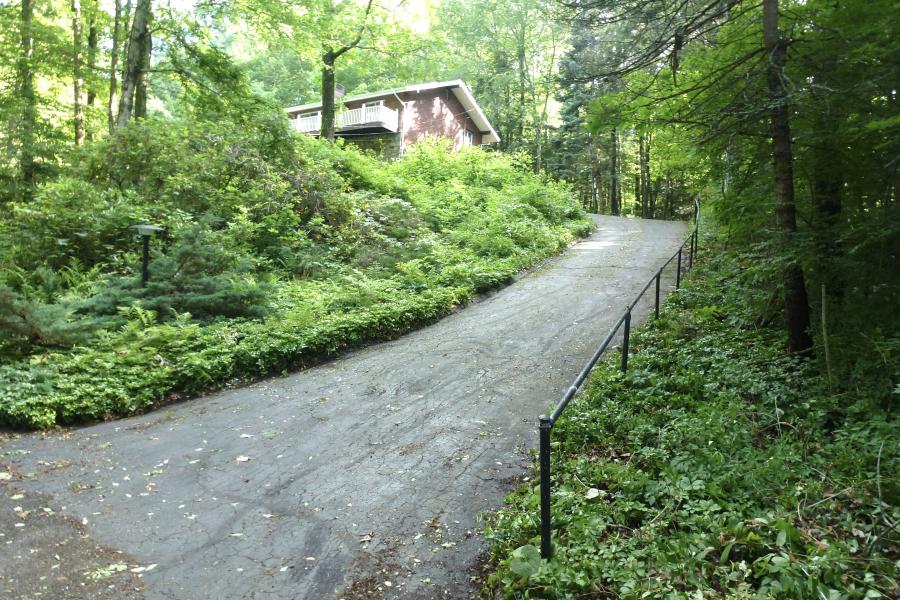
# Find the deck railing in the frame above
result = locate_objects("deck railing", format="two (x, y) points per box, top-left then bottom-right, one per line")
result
(291, 105), (399, 134)
(293, 113), (321, 133)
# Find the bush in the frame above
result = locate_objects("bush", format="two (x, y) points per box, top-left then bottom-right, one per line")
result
(81, 221), (274, 321)
(3, 179), (151, 271)
(0, 287), (93, 354)
(0, 114), (592, 428)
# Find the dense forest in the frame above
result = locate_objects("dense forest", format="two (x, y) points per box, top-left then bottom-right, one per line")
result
(0, 0), (897, 596)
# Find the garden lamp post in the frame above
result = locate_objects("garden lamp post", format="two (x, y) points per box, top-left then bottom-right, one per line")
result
(130, 224), (164, 286)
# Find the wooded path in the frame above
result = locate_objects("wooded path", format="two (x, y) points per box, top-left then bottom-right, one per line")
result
(1, 215), (687, 600)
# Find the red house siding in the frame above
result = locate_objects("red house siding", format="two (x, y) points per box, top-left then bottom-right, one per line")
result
(400, 88), (482, 150)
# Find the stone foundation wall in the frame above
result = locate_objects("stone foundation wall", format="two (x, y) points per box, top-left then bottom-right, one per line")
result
(344, 132), (402, 159)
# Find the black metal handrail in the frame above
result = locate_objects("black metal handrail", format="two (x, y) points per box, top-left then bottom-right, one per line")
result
(538, 200), (700, 560)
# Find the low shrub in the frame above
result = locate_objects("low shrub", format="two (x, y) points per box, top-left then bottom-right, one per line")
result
(0, 115), (593, 428)
(483, 247), (899, 599)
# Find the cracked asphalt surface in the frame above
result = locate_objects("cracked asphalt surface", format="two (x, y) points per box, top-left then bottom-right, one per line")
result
(1, 215), (687, 599)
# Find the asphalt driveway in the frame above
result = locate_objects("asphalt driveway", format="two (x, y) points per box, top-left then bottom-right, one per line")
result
(0, 215), (687, 599)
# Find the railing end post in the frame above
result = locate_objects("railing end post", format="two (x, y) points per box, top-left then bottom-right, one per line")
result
(539, 415), (553, 560)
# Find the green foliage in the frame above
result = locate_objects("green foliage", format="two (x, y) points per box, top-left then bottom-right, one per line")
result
(82, 221), (274, 322)
(0, 115), (591, 429)
(3, 178), (151, 271)
(0, 287), (92, 356)
(483, 244), (898, 599)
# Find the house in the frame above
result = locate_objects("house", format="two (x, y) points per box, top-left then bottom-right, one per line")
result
(285, 80), (500, 157)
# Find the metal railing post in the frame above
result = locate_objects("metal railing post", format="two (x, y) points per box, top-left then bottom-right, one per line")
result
(539, 415), (553, 560)
(654, 271), (661, 319)
(689, 231), (695, 270)
(676, 247), (683, 289)
(621, 309), (631, 374)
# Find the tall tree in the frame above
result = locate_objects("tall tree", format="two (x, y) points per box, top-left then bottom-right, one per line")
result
(320, 0), (374, 140)
(85, 0), (98, 109)
(762, 0), (812, 353)
(17, 0), (36, 196)
(107, 0), (125, 133)
(116, 0), (151, 127)
(134, 24), (152, 119)
(610, 128), (620, 215)
(72, 0), (85, 145)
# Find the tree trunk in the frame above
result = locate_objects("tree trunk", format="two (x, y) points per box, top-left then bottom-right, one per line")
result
(516, 24), (526, 147)
(116, 0), (151, 128)
(638, 135), (646, 217)
(85, 0), (98, 140)
(86, 1), (98, 110)
(663, 175), (672, 219)
(589, 132), (599, 213)
(503, 84), (512, 151)
(811, 122), (844, 302)
(616, 131), (623, 213)
(108, 0), (123, 134)
(763, 0), (813, 354)
(597, 175), (610, 215)
(633, 174), (639, 216)
(640, 133), (651, 218)
(320, 51), (337, 140)
(72, 0), (85, 145)
(18, 0), (36, 198)
(134, 26), (152, 119)
(610, 129), (620, 216)
(120, 0), (133, 82)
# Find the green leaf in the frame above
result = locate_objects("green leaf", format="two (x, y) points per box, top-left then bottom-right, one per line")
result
(509, 545), (541, 579)
(776, 529), (787, 547)
(719, 541), (735, 563)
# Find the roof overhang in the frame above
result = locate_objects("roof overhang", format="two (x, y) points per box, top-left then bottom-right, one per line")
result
(285, 80), (500, 144)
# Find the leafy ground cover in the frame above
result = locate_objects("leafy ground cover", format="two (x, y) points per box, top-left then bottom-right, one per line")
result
(0, 116), (591, 429)
(483, 242), (899, 599)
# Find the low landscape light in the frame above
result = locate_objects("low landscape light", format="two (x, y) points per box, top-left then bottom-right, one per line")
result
(130, 224), (165, 286)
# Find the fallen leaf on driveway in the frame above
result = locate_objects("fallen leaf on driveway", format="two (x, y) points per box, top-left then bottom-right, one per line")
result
(130, 564), (157, 573)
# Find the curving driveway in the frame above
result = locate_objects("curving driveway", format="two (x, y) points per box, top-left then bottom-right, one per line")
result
(0, 215), (687, 599)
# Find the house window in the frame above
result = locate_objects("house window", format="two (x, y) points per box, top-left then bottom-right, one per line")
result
(299, 111), (320, 119)
(363, 100), (384, 108)
(464, 129), (475, 146)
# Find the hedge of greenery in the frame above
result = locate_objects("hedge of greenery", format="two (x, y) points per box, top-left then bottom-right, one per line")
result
(0, 116), (592, 428)
(483, 247), (898, 599)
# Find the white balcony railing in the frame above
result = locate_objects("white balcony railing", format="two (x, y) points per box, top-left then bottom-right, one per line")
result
(291, 104), (399, 134)
(293, 112), (321, 133)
